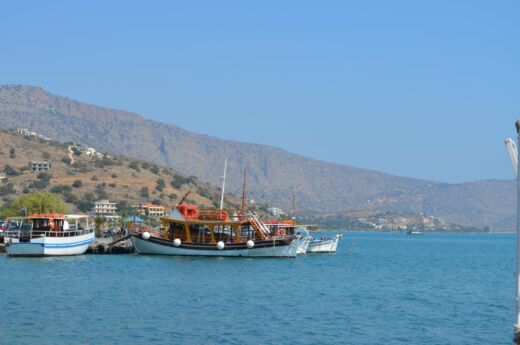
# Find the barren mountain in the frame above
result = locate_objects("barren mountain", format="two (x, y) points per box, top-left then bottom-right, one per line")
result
(0, 85), (514, 230)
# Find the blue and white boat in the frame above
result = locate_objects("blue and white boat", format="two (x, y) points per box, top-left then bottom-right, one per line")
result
(4, 214), (95, 257)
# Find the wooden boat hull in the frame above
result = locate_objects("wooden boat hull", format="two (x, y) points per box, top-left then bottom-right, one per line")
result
(131, 235), (298, 257)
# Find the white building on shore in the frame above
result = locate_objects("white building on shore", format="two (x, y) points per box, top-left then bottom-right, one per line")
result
(93, 200), (118, 216)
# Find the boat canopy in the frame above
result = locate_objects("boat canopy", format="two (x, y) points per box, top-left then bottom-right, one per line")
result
(29, 213), (65, 219)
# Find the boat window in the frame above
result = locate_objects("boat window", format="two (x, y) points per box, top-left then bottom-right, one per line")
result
(189, 225), (212, 243)
(168, 222), (186, 241)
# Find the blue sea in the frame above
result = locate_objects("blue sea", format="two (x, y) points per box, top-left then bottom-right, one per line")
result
(0, 232), (515, 345)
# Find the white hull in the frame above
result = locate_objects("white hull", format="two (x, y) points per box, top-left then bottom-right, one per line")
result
(131, 235), (298, 258)
(297, 236), (311, 254)
(5, 232), (95, 257)
(307, 234), (342, 253)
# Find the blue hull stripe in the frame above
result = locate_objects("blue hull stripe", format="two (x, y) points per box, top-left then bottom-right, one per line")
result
(8, 238), (94, 249)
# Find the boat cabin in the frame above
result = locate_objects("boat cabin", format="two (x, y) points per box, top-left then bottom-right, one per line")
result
(7, 214), (91, 240)
(162, 205), (268, 244)
(264, 220), (296, 237)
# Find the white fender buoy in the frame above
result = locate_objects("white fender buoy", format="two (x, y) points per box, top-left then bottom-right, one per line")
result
(141, 231), (150, 240)
(173, 238), (181, 247)
(216, 241), (225, 250)
(246, 240), (255, 249)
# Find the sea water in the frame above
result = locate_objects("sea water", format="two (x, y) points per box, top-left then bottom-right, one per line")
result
(0, 232), (514, 345)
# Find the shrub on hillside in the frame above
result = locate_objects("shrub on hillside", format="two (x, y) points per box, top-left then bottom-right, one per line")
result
(29, 180), (48, 189)
(0, 183), (15, 196)
(140, 187), (149, 198)
(72, 180), (83, 188)
(50, 185), (72, 194)
(3, 164), (18, 176)
(61, 157), (72, 164)
(128, 161), (140, 172)
(150, 165), (160, 174)
(76, 200), (94, 213)
(71, 147), (82, 156)
(171, 174), (189, 189)
(37, 172), (52, 182)
(83, 192), (96, 202)
(63, 192), (78, 204)
(156, 178), (166, 192)
(42, 152), (51, 159)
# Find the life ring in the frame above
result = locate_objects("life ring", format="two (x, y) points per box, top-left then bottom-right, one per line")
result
(278, 229), (286, 236)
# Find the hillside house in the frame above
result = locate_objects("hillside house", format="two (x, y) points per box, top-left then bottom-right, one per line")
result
(268, 207), (285, 216)
(30, 161), (50, 172)
(94, 200), (118, 216)
(134, 204), (165, 217)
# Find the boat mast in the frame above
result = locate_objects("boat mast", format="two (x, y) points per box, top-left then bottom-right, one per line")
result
(219, 157), (228, 210)
(515, 120), (520, 345)
(292, 189), (296, 224)
(241, 167), (247, 212)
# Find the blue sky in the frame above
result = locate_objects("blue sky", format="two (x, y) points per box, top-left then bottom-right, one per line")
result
(1, 1), (518, 183)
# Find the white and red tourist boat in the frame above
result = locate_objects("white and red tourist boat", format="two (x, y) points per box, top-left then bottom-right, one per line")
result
(4, 214), (95, 257)
(131, 204), (298, 258)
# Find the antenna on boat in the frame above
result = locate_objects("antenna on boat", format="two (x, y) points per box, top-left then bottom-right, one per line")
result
(513, 120), (520, 345)
(178, 191), (191, 206)
(241, 167), (247, 212)
(219, 157), (228, 210)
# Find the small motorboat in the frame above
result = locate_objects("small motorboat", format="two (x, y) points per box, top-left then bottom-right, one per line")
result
(307, 234), (342, 253)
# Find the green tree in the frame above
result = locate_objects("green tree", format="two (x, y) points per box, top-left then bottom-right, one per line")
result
(72, 179), (83, 188)
(8, 192), (70, 215)
(116, 200), (133, 217)
(94, 216), (107, 237)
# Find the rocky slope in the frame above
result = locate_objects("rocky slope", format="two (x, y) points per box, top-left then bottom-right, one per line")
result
(0, 85), (514, 230)
(0, 129), (240, 214)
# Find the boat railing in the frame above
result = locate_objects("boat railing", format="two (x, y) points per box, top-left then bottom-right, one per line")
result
(3, 227), (94, 239)
(248, 212), (271, 238)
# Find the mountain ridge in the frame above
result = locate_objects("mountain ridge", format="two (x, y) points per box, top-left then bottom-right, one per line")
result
(0, 84), (514, 230)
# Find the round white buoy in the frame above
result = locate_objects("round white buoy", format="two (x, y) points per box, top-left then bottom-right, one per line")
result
(173, 238), (181, 247)
(141, 231), (150, 240)
(246, 240), (255, 249)
(216, 241), (225, 250)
